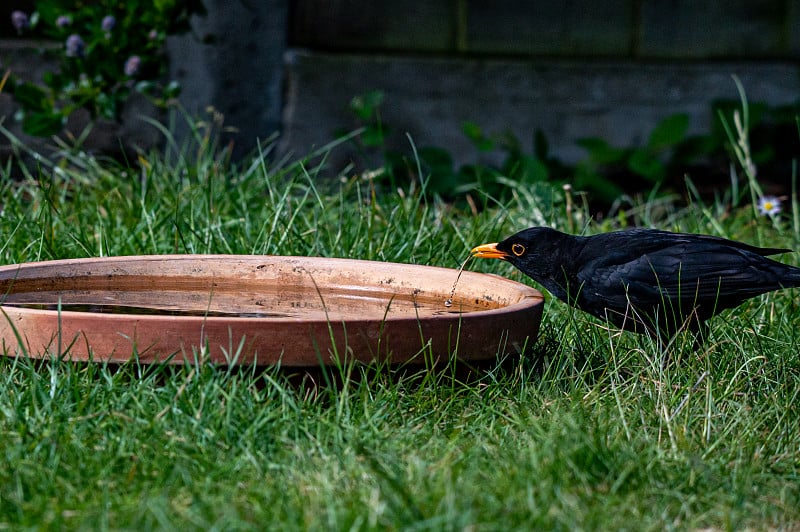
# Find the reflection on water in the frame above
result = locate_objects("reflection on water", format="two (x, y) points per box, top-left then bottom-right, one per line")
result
(0, 286), (488, 319)
(1, 303), (299, 318)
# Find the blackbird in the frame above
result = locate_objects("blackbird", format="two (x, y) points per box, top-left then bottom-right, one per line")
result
(471, 227), (800, 337)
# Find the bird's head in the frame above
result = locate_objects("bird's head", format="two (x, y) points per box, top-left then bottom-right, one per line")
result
(471, 227), (575, 294)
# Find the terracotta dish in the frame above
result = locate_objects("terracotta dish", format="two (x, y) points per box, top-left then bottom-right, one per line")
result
(0, 255), (543, 365)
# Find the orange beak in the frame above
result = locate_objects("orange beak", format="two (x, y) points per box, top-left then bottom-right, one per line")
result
(470, 243), (509, 260)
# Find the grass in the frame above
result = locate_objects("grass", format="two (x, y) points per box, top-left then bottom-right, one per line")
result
(0, 116), (799, 530)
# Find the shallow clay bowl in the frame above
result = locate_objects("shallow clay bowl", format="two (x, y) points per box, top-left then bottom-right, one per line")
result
(0, 255), (543, 366)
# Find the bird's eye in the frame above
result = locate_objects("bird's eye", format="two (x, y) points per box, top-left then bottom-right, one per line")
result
(511, 243), (526, 256)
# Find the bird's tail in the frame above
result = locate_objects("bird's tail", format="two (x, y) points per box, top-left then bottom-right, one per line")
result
(782, 264), (800, 288)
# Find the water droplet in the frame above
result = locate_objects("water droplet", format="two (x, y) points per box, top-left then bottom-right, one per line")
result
(445, 254), (473, 307)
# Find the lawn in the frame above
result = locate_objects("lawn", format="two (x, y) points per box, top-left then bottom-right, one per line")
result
(0, 120), (798, 530)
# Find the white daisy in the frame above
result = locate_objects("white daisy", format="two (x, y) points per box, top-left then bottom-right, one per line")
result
(757, 195), (782, 216)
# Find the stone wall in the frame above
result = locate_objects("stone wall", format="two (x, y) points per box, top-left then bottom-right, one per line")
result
(166, 0), (287, 159)
(288, 1), (799, 58)
(3, 1), (800, 170)
(281, 0), (800, 168)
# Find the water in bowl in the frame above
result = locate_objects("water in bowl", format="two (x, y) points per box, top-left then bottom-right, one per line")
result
(1, 285), (488, 320)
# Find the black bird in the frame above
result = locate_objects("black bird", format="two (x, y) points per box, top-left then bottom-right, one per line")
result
(472, 227), (800, 338)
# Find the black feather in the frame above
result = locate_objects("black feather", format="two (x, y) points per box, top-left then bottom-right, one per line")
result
(480, 227), (800, 336)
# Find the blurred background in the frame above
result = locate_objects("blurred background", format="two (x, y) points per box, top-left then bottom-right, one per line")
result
(2, 0), (799, 205)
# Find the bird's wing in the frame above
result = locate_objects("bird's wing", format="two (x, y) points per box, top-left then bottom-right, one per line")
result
(576, 240), (787, 312)
(677, 232), (791, 257)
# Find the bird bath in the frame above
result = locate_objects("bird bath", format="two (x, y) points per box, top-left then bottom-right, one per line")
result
(0, 255), (543, 366)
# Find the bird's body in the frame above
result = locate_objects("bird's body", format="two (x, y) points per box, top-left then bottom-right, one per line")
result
(472, 227), (800, 337)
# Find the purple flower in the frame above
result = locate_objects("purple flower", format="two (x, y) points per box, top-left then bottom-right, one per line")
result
(65, 34), (85, 58)
(124, 55), (141, 76)
(56, 15), (72, 28)
(148, 29), (158, 40)
(101, 15), (116, 32)
(11, 11), (29, 33)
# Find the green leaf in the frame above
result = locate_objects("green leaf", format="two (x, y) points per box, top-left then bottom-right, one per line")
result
(462, 121), (482, 140)
(14, 82), (50, 113)
(671, 134), (720, 164)
(135, 80), (156, 94)
(462, 121), (494, 151)
(573, 163), (625, 204)
(163, 81), (181, 98)
(42, 71), (58, 90)
(534, 129), (549, 159)
(627, 148), (664, 181)
(154, 0), (178, 12)
(22, 111), (65, 137)
(419, 146), (453, 172)
(503, 154), (548, 183)
(350, 91), (384, 121)
(518, 155), (549, 183)
(576, 137), (626, 165)
(360, 124), (386, 147)
(419, 146), (457, 195)
(648, 113), (689, 150)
